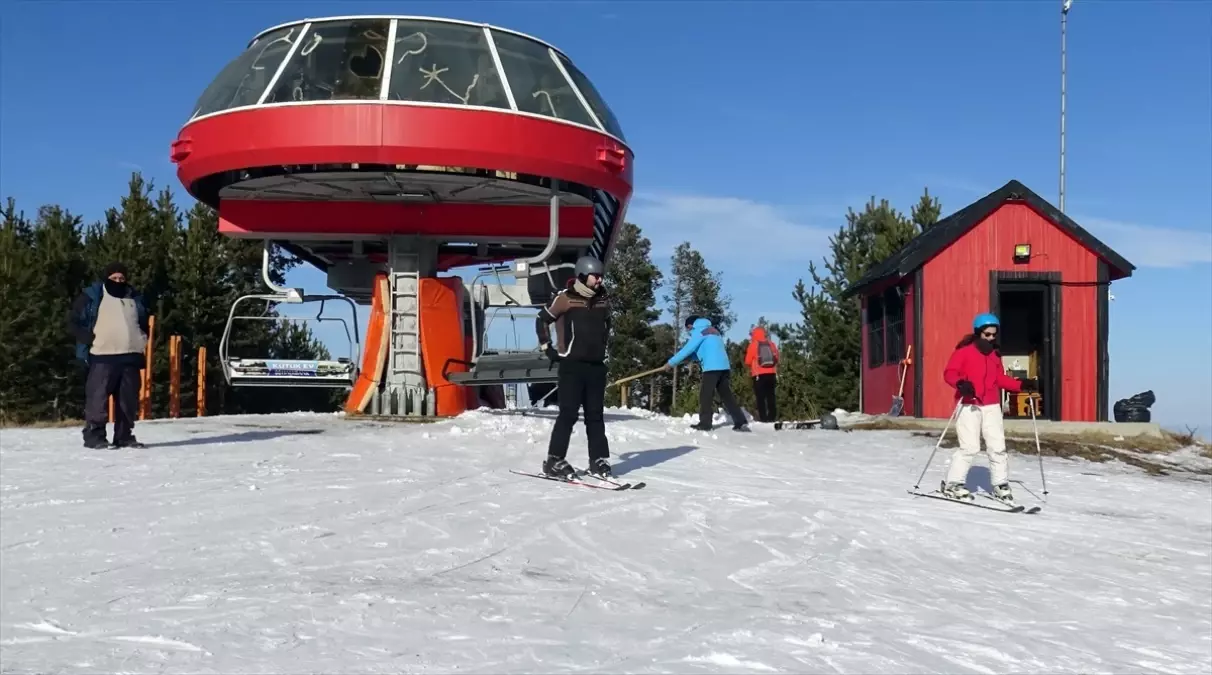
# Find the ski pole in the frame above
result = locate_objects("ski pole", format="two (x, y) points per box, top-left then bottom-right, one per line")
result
(1029, 396), (1049, 500)
(913, 400), (963, 489)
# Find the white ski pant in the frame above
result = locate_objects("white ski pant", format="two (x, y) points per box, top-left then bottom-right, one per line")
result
(944, 403), (1009, 487)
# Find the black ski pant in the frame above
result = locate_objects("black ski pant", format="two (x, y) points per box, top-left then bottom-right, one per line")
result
(752, 374), (778, 422)
(700, 369), (748, 428)
(547, 359), (609, 462)
(83, 360), (140, 445)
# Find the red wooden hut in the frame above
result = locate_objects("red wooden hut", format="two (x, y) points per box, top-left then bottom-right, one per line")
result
(842, 180), (1135, 422)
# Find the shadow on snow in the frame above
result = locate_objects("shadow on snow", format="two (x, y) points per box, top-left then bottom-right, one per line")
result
(151, 428), (325, 448)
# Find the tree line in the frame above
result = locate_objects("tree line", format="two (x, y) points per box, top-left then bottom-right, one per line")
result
(1, 170), (942, 425)
(0, 174), (338, 425)
(604, 189), (942, 421)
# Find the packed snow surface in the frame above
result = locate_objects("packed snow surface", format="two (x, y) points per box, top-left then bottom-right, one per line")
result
(2, 408), (1210, 674)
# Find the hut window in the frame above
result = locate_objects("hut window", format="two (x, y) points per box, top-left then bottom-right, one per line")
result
(866, 294), (885, 368)
(884, 286), (905, 365)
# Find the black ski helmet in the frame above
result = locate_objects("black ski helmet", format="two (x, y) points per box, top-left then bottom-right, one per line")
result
(574, 255), (604, 279)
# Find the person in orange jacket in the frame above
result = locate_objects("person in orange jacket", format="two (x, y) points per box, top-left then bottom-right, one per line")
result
(744, 326), (780, 422)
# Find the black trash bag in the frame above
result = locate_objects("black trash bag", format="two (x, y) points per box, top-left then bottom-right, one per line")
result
(1113, 390), (1155, 423)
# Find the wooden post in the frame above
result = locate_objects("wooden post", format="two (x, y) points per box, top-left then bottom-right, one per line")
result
(196, 346), (207, 417)
(139, 315), (155, 420)
(169, 335), (182, 418)
(609, 367), (665, 411)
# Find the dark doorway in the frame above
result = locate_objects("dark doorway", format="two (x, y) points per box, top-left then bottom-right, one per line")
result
(994, 280), (1058, 420)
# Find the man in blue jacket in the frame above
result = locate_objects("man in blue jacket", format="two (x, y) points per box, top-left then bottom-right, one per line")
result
(664, 315), (750, 432)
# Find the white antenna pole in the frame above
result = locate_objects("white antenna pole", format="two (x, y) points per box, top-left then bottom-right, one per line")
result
(1060, 0), (1071, 212)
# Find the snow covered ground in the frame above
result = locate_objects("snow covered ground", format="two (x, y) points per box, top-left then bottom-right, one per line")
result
(2, 407), (1210, 674)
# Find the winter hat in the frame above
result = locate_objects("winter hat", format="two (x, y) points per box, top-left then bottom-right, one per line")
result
(103, 262), (129, 279)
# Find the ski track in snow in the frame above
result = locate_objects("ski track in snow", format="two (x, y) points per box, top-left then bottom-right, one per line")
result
(1, 408), (1209, 674)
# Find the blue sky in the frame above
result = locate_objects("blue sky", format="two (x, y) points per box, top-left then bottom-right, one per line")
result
(2, 1), (1209, 435)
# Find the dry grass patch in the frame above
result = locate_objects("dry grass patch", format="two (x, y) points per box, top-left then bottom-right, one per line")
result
(849, 419), (1210, 476)
(0, 418), (86, 430)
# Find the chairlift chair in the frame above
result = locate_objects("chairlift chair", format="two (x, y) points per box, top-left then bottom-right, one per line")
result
(220, 290), (358, 387)
(444, 259), (574, 387)
(218, 242), (362, 389)
(219, 292), (362, 388)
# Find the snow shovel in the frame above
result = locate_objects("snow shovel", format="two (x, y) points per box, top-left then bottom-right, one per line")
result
(889, 345), (913, 416)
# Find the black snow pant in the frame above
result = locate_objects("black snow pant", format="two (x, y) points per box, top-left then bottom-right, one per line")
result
(752, 374), (778, 422)
(700, 369), (748, 428)
(547, 360), (609, 463)
(83, 360), (140, 446)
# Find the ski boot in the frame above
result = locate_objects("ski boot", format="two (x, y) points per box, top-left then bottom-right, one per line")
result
(586, 458), (613, 480)
(689, 422), (713, 431)
(82, 424), (108, 449)
(940, 480), (973, 501)
(991, 482), (1015, 504)
(732, 423), (751, 432)
(541, 455), (576, 480)
(112, 436), (146, 449)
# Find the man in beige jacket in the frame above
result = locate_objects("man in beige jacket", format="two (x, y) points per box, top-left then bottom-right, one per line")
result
(68, 262), (150, 449)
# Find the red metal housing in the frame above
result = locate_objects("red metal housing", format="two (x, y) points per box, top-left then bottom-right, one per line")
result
(169, 16), (634, 272)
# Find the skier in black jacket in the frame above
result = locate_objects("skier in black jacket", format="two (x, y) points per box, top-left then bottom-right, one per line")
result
(536, 256), (613, 480)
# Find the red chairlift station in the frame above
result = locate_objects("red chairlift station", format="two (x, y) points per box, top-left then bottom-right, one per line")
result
(171, 16), (634, 417)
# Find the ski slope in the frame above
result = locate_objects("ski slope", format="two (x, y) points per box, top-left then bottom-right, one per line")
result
(2, 408), (1210, 674)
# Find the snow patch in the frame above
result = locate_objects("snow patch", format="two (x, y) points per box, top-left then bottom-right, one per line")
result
(1, 409), (1209, 673)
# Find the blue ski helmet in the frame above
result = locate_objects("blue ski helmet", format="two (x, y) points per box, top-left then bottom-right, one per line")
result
(972, 313), (1000, 331)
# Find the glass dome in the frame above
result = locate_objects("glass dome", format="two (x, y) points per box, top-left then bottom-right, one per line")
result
(187, 16), (625, 141)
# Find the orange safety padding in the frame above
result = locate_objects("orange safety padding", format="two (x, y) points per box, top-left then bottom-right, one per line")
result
(419, 277), (468, 417)
(344, 273), (391, 414)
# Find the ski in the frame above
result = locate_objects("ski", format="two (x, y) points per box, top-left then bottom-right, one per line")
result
(908, 489), (1029, 513)
(975, 492), (1042, 514)
(580, 472), (646, 490)
(510, 470), (631, 491)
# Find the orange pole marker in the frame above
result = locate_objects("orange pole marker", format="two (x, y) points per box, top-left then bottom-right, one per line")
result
(139, 316), (155, 420)
(169, 335), (182, 418)
(196, 346), (207, 417)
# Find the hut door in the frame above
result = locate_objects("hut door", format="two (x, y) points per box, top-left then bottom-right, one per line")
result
(992, 280), (1058, 421)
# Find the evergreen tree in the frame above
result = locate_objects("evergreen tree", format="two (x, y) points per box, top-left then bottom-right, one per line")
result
(604, 222), (663, 408)
(165, 203), (237, 415)
(664, 242), (734, 416)
(800, 197), (921, 412)
(0, 201), (40, 423)
(0, 171), (343, 424)
(911, 188), (942, 232)
(29, 205), (90, 421)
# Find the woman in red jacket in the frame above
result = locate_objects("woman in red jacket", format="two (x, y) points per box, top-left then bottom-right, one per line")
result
(940, 313), (1037, 504)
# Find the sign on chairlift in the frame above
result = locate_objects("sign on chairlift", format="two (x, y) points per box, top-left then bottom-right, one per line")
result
(230, 358), (352, 378)
(265, 360), (321, 376)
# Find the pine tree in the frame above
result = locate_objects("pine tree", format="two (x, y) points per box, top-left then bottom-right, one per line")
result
(665, 242), (734, 416)
(0, 171), (343, 424)
(28, 205), (90, 421)
(800, 197), (921, 412)
(645, 322), (678, 414)
(165, 203), (234, 415)
(604, 222), (663, 407)
(911, 188), (942, 232)
(0, 200), (40, 423)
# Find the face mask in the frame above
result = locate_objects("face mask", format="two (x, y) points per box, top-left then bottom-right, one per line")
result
(104, 279), (128, 296)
